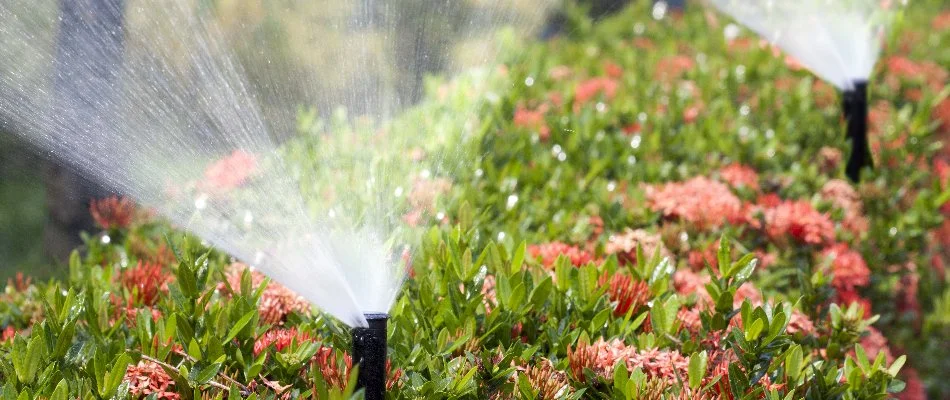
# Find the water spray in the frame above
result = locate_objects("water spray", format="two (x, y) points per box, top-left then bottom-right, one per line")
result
(709, 0), (893, 181)
(843, 81), (871, 182)
(352, 313), (388, 400)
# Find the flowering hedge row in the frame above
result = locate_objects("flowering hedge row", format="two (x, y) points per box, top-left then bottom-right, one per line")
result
(1, 1), (948, 399)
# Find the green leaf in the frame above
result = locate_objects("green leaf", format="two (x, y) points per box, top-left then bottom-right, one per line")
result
(101, 353), (132, 397)
(688, 351), (708, 390)
(49, 379), (68, 400)
(511, 241), (526, 274)
(528, 276), (553, 310)
(223, 310), (256, 344)
(192, 362), (223, 385)
(785, 345), (803, 382)
(887, 355), (906, 377)
(717, 236), (732, 277)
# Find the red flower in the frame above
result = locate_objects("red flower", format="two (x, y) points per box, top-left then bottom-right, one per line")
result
(315, 346), (353, 391)
(124, 361), (180, 399)
(90, 196), (136, 230)
(837, 289), (872, 317)
(655, 55), (695, 83)
(601, 272), (651, 317)
(718, 164), (759, 191)
(646, 177), (744, 229)
(605, 228), (670, 266)
(682, 104), (703, 124)
(253, 327), (314, 356)
(528, 242), (594, 269)
(856, 327), (894, 364)
(1, 326), (16, 343)
(786, 310), (816, 336)
(934, 12), (950, 30)
(573, 77), (618, 108)
(896, 368), (926, 400)
(821, 179), (869, 235)
(818, 147), (844, 173)
(761, 200), (835, 245)
(219, 264), (311, 325)
(203, 150), (257, 191)
(897, 262), (921, 319)
(822, 244), (871, 291)
(513, 105), (551, 140)
(603, 61), (623, 79)
(520, 358), (571, 398)
(119, 261), (170, 306)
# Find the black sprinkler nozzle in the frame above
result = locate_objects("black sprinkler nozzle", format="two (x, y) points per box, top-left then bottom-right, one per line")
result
(843, 81), (872, 182)
(352, 313), (388, 400)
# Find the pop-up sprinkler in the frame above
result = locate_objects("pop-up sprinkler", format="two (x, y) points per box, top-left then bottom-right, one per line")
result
(843, 81), (871, 182)
(352, 313), (388, 400)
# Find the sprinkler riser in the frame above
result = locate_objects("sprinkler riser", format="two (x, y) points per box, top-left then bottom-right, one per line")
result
(352, 313), (388, 400)
(842, 80), (871, 182)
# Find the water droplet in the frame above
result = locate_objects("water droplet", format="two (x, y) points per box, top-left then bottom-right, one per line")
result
(420, 169), (431, 179)
(101, 235), (111, 244)
(328, 209), (336, 218)
(724, 24), (740, 41)
(740, 105), (751, 116)
(638, 112), (648, 123)
(765, 129), (775, 139)
(394, 186), (404, 197)
(652, 1), (667, 19)
(524, 76), (535, 86)
(497, 232), (506, 241)
(506, 195), (519, 210)
(889, 227), (898, 236)
(627, 155), (637, 165)
(634, 23), (646, 35)
(607, 181), (617, 192)
(557, 152), (567, 162)
(474, 169), (484, 178)
(679, 232), (689, 242)
(552, 144), (562, 155)
(436, 212), (445, 220)
(596, 102), (607, 113)
(194, 194), (208, 210)
(630, 135), (642, 149)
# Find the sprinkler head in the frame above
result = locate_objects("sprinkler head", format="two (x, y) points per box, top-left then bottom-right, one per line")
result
(352, 313), (388, 400)
(843, 80), (871, 182)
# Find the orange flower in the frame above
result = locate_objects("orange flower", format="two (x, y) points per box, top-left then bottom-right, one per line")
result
(90, 196), (136, 230)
